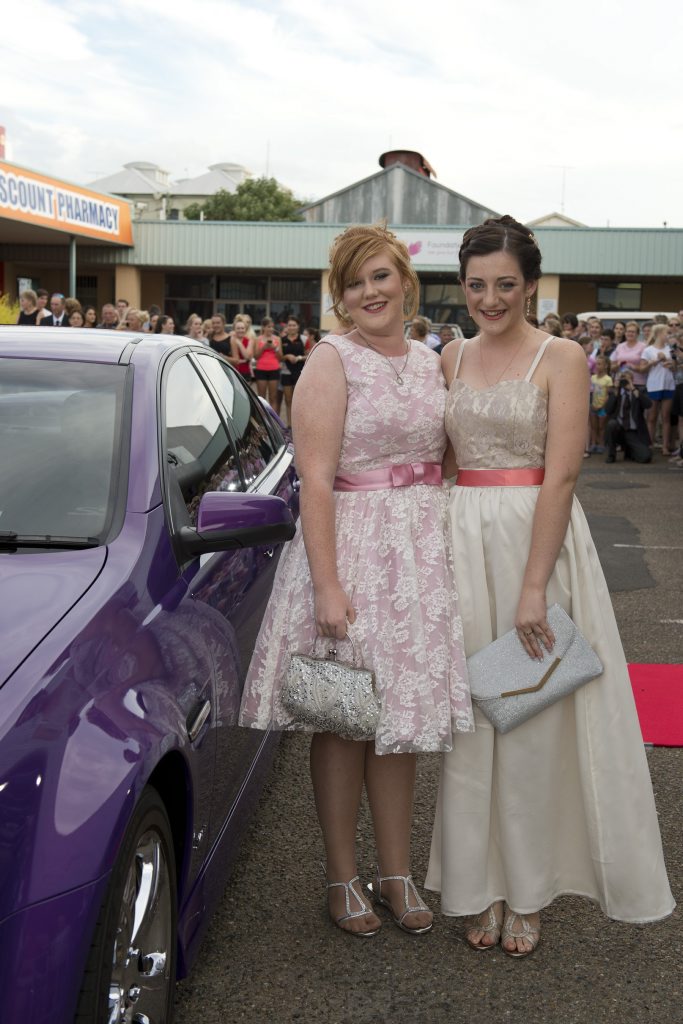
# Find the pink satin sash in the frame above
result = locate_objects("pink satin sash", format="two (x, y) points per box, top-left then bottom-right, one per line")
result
(455, 468), (545, 487)
(333, 461), (443, 492)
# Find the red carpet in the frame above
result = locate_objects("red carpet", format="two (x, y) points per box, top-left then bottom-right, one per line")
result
(629, 664), (683, 746)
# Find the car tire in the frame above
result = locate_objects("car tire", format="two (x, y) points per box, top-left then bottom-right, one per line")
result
(75, 785), (178, 1024)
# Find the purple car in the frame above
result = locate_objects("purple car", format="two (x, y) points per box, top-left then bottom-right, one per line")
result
(0, 327), (298, 1022)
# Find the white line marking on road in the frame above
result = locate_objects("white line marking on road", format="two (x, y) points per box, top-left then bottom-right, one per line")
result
(613, 543), (683, 550)
(659, 619), (683, 625)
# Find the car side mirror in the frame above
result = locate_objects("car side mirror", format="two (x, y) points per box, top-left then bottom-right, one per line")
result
(178, 491), (296, 556)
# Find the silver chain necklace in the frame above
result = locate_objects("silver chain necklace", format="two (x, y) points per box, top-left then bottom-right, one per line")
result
(362, 336), (411, 385)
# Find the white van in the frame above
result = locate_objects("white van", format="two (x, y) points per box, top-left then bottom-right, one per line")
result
(577, 311), (676, 330)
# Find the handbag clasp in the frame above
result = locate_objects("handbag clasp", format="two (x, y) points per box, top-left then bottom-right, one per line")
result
(500, 656), (561, 698)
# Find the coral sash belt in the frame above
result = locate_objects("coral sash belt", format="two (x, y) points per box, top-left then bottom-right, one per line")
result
(333, 461), (443, 491)
(455, 468), (545, 487)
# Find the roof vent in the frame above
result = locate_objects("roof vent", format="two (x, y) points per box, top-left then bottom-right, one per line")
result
(378, 150), (436, 178)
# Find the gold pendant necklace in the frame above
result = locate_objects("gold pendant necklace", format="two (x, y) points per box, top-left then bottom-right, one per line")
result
(479, 335), (526, 387)
(362, 336), (411, 385)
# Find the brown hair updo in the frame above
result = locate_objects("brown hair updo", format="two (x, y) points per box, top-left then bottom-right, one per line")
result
(328, 222), (420, 325)
(458, 215), (542, 284)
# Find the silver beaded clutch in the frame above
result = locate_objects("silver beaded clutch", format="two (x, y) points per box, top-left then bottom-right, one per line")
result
(282, 636), (380, 741)
(467, 604), (603, 734)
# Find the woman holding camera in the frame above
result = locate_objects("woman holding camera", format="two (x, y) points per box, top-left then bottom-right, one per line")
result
(426, 216), (673, 957)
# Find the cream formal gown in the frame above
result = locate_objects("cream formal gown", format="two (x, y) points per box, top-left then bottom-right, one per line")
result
(426, 337), (674, 923)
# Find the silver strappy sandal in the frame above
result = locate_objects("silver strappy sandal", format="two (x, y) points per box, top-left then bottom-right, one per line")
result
(501, 910), (541, 958)
(464, 902), (503, 950)
(366, 868), (433, 935)
(324, 869), (381, 937)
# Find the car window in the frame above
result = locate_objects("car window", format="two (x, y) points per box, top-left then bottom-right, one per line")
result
(164, 356), (241, 524)
(0, 359), (127, 542)
(195, 354), (280, 488)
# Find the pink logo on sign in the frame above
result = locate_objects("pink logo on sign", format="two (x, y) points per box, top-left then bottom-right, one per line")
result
(408, 241), (422, 256)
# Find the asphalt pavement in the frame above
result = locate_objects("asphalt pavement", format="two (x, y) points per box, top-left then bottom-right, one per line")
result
(174, 452), (682, 1024)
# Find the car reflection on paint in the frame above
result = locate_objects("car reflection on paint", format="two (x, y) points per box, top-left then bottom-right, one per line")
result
(0, 327), (298, 1023)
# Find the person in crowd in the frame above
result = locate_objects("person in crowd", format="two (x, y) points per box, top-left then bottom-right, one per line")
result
(612, 320), (627, 345)
(253, 316), (283, 408)
(40, 293), (69, 327)
(202, 318), (214, 341)
(435, 325), (456, 354)
(98, 304), (119, 329)
(240, 312), (258, 344)
(668, 338), (683, 465)
(610, 320), (647, 387)
(426, 215), (672, 957)
(240, 222), (471, 937)
(16, 289), (39, 325)
(68, 309), (85, 328)
(229, 315), (254, 377)
(304, 326), (321, 353)
(119, 309), (147, 332)
(153, 314), (176, 335)
(82, 305), (98, 328)
(146, 304), (161, 332)
(35, 288), (50, 324)
(642, 323), (676, 454)
(560, 312), (585, 341)
(64, 297), (83, 319)
(598, 328), (616, 359)
(208, 313), (232, 355)
(116, 298), (129, 325)
(185, 313), (208, 345)
(589, 353), (613, 453)
(604, 368), (652, 463)
(280, 315), (306, 423)
(409, 316), (430, 345)
(585, 316), (602, 353)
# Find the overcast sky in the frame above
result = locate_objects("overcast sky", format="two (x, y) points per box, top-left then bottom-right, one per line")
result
(3, 0), (683, 227)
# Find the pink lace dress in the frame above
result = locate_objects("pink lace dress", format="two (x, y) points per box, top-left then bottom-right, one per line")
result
(239, 333), (473, 754)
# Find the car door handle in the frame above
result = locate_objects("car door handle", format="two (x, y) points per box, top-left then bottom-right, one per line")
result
(187, 699), (211, 742)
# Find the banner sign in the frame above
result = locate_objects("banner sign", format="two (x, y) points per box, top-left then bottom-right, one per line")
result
(0, 161), (132, 245)
(397, 230), (464, 267)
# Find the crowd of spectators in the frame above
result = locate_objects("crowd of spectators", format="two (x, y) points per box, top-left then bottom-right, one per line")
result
(14, 288), (683, 463)
(535, 309), (683, 467)
(15, 289), (322, 423)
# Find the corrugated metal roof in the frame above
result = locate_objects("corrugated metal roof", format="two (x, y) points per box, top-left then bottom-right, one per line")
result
(3, 222), (683, 277)
(531, 227), (683, 276)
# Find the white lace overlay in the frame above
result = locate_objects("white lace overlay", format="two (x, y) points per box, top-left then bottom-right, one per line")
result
(239, 334), (473, 754)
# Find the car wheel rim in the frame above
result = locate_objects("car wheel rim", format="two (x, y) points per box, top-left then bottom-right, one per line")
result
(107, 826), (173, 1024)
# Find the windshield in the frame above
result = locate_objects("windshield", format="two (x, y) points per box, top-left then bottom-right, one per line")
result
(0, 359), (129, 545)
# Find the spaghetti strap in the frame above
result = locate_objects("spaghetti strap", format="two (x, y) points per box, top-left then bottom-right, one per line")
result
(453, 339), (469, 380)
(524, 335), (554, 383)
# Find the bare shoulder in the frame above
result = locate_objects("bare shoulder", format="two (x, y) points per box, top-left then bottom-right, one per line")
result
(440, 338), (467, 384)
(545, 335), (587, 373)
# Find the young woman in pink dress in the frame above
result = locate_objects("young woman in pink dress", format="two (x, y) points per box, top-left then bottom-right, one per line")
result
(240, 224), (472, 936)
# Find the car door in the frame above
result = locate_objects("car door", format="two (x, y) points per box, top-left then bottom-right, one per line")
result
(187, 352), (297, 825)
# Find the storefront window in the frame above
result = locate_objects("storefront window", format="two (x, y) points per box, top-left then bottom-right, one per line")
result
(217, 276), (268, 300)
(419, 276), (469, 331)
(164, 272), (320, 328)
(165, 274), (214, 299)
(270, 277), (320, 301)
(596, 283), (641, 311)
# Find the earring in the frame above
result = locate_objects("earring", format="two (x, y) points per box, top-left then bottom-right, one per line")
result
(526, 295), (531, 318)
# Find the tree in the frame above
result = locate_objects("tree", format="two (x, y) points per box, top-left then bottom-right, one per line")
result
(184, 177), (303, 222)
